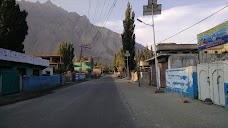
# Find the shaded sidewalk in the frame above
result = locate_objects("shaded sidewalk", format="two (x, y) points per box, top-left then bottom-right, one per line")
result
(0, 81), (83, 106)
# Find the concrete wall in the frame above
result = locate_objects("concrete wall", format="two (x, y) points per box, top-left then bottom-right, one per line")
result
(168, 54), (198, 69)
(23, 75), (60, 92)
(166, 66), (198, 99)
(199, 53), (228, 63)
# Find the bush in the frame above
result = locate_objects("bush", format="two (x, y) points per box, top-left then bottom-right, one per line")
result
(54, 68), (65, 74)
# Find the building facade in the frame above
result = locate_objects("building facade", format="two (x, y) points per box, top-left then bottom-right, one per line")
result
(197, 20), (228, 107)
(146, 43), (198, 88)
(0, 48), (49, 95)
(34, 54), (63, 69)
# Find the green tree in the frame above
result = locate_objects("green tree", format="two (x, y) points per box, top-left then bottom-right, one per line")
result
(135, 46), (154, 64)
(113, 48), (125, 69)
(116, 48), (126, 68)
(0, 0), (28, 52)
(58, 42), (75, 71)
(121, 2), (136, 70)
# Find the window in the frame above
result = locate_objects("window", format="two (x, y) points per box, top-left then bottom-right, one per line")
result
(17, 68), (26, 76)
(33, 69), (40, 76)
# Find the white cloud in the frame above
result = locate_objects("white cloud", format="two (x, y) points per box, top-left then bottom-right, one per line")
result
(96, 4), (228, 46)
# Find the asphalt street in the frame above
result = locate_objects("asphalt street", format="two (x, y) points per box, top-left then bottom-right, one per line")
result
(0, 75), (135, 128)
(1, 75), (228, 128)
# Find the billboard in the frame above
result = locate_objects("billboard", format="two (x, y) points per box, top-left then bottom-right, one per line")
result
(197, 21), (228, 50)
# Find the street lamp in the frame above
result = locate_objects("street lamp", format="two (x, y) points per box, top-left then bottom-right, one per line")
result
(138, 0), (161, 90)
(137, 19), (153, 27)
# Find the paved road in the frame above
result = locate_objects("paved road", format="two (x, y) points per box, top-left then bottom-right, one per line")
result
(0, 75), (135, 128)
(1, 75), (228, 128)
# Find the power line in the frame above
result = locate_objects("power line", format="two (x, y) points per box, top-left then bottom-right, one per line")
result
(84, 0), (92, 45)
(184, 17), (228, 45)
(85, 0), (108, 45)
(88, 0), (118, 59)
(98, 0), (107, 24)
(82, 0), (117, 60)
(186, 38), (197, 44)
(92, 0), (100, 23)
(157, 4), (228, 44)
(88, 0), (118, 47)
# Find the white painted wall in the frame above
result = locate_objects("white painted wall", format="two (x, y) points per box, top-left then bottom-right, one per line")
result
(198, 61), (228, 106)
(42, 67), (53, 75)
(166, 66), (196, 93)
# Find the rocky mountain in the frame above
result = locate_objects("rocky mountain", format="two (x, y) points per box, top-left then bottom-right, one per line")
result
(18, 0), (144, 63)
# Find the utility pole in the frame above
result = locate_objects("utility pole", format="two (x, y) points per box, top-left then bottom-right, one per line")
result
(141, 0), (162, 90)
(79, 44), (91, 75)
(125, 50), (130, 79)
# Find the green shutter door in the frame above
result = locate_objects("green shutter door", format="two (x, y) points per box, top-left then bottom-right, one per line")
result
(1, 70), (20, 95)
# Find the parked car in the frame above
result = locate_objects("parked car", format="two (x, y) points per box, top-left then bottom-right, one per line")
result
(116, 72), (123, 78)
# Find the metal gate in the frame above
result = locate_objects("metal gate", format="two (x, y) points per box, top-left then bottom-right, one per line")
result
(198, 63), (210, 102)
(1, 70), (20, 95)
(197, 61), (227, 106)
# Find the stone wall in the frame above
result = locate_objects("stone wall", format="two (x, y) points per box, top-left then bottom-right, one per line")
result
(168, 54), (198, 69)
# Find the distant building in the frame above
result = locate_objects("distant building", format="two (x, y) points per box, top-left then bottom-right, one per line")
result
(74, 61), (93, 73)
(34, 54), (63, 69)
(93, 66), (102, 75)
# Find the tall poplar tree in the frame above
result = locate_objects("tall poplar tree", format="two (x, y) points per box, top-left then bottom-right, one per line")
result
(0, 0), (28, 53)
(121, 2), (136, 70)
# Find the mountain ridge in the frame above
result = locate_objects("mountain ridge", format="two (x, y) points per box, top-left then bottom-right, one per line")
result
(18, 0), (144, 64)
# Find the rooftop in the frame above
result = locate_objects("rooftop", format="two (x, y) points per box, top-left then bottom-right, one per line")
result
(157, 43), (197, 51)
(33, 53), (62, 57)
(0, 48), (49, 67)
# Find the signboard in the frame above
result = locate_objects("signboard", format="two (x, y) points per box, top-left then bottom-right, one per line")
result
(0, 48), (49, 67)
(125, 51), (130, 57)
(143, 4), (161, 16)
(148, 0), (157, 5)
(197, 21), (228, 50)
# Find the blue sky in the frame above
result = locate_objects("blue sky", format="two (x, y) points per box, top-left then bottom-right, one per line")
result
(20, 0), (228, 46)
